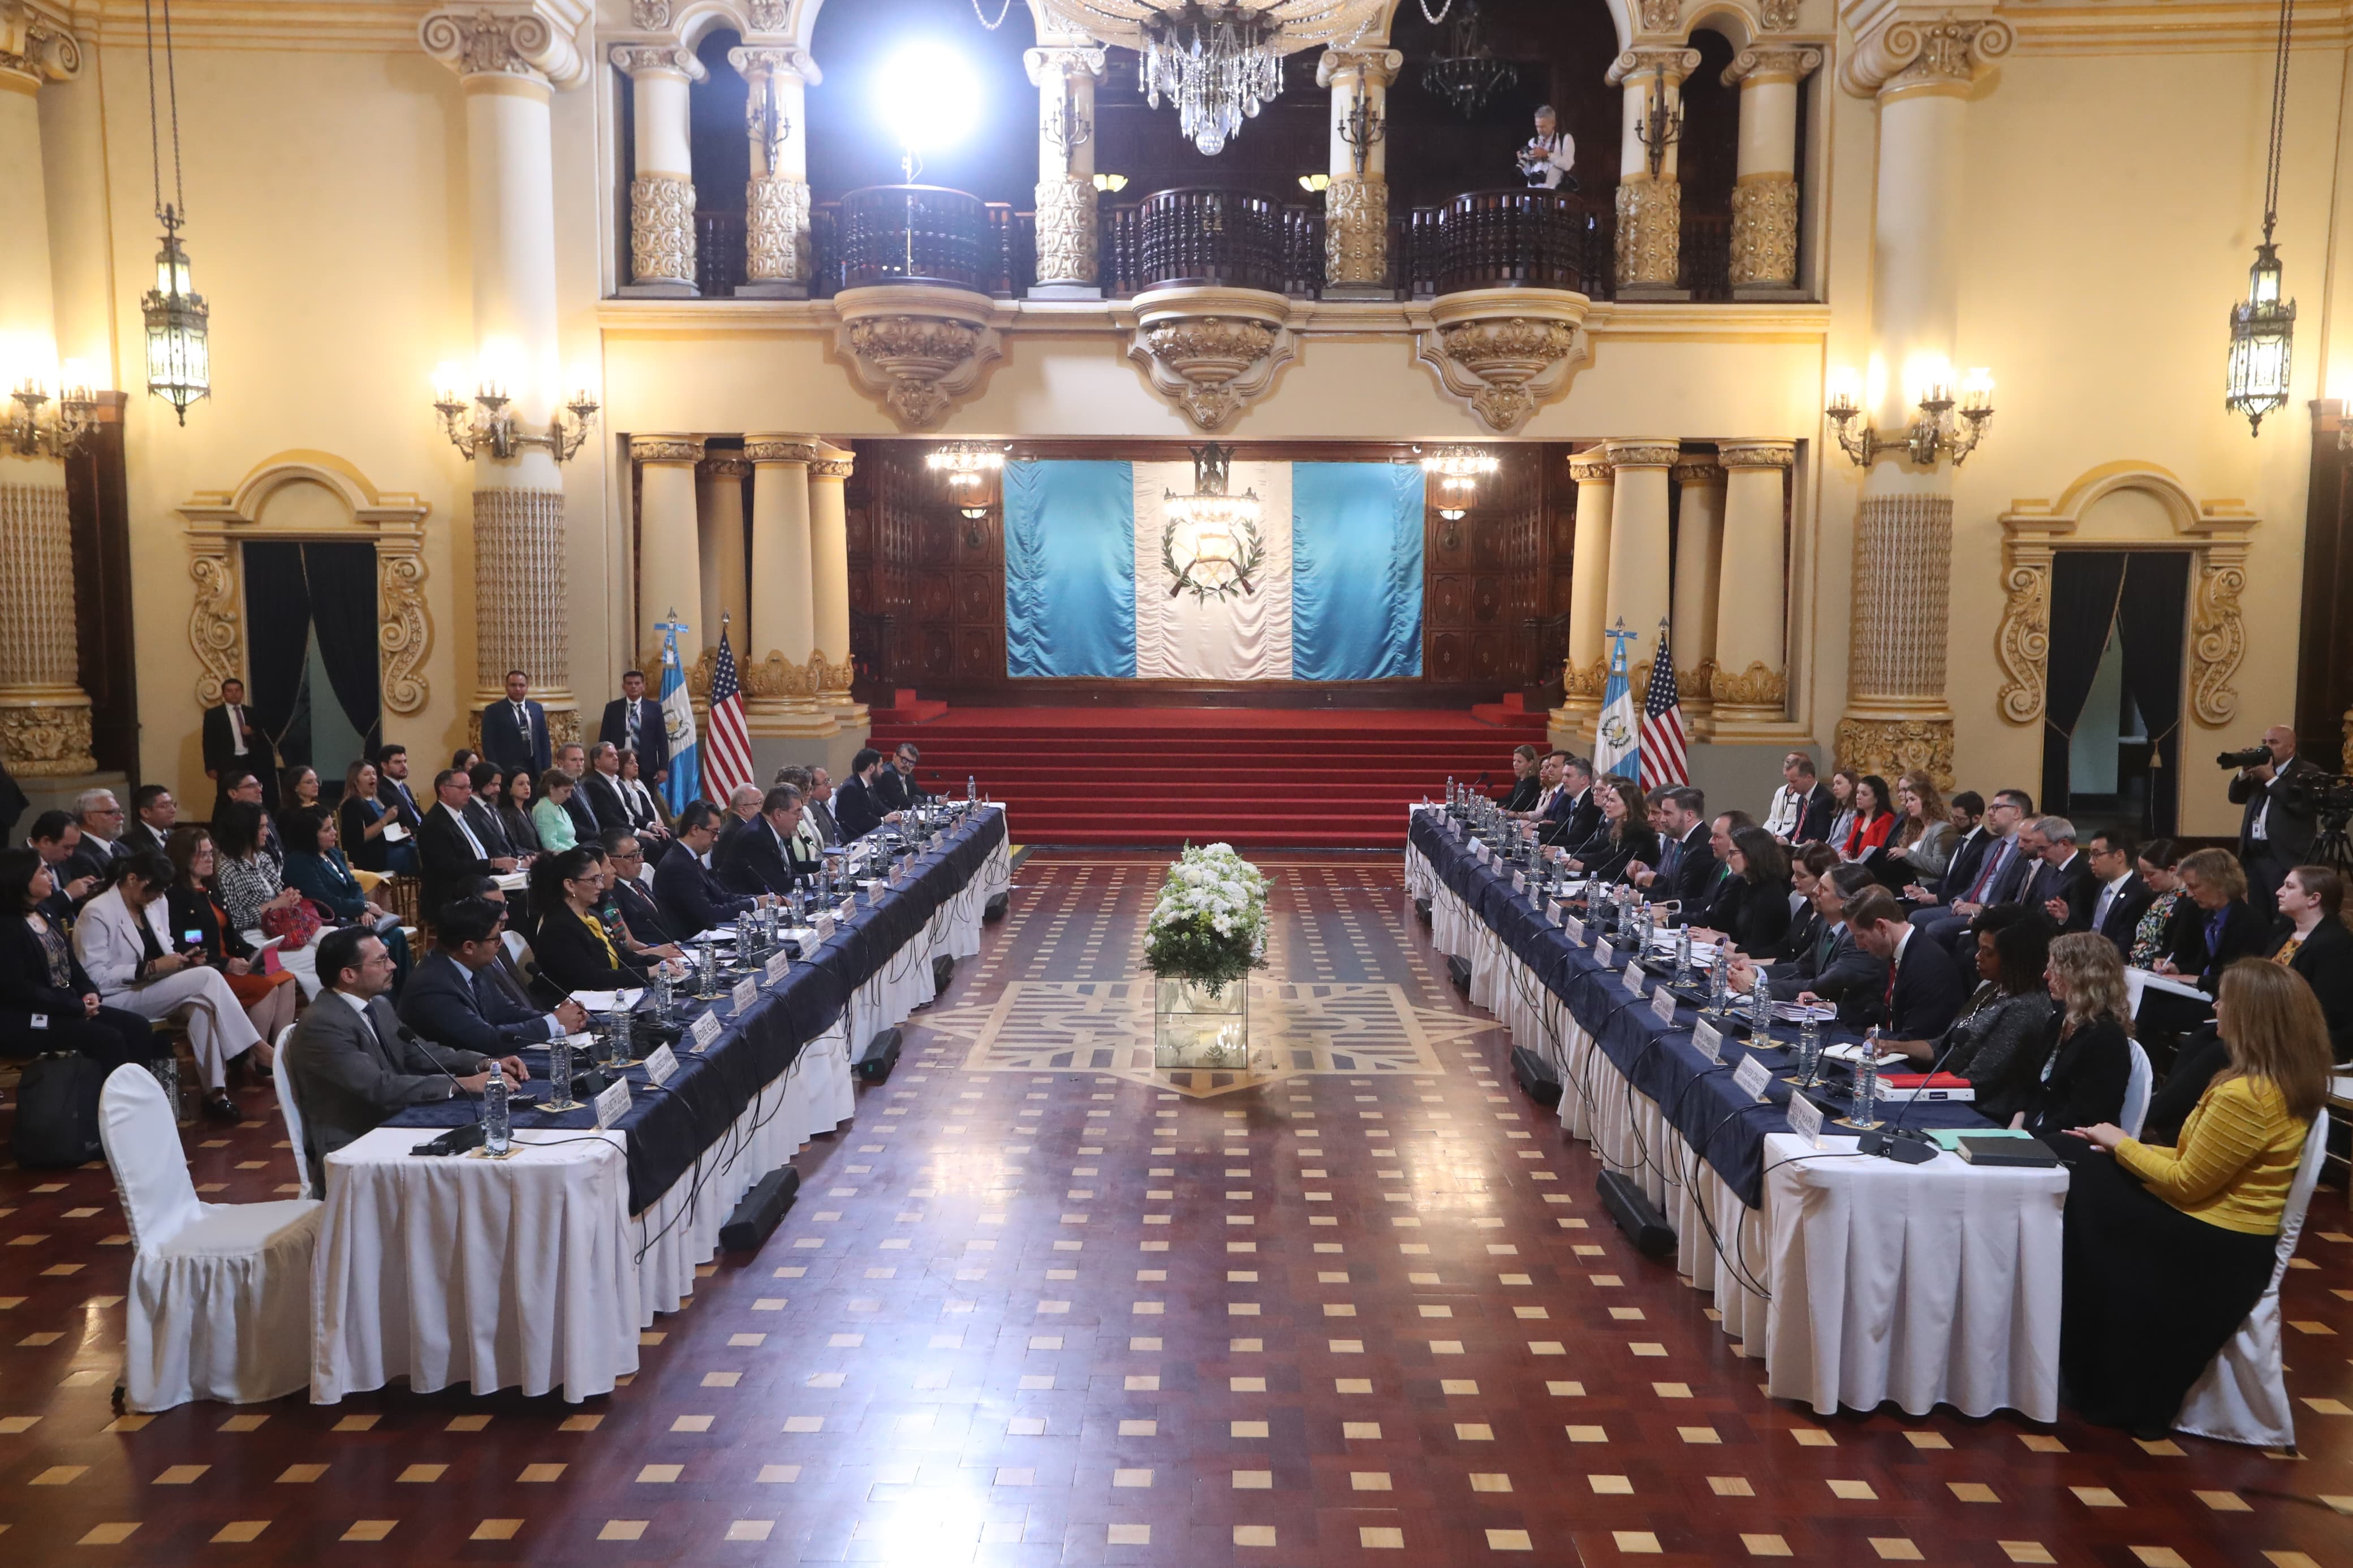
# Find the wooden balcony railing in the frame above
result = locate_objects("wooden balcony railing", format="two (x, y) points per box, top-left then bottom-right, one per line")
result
(1132, 187), (1286, 293)
(837, 185), (993, 291)
(697, 210), (745, 297)
(1429, 188), (1597, 295)
(1680, 211), (1731, 301)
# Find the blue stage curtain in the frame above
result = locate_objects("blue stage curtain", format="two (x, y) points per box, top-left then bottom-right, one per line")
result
(1005, 460), (1137, 679)
(1291, 462), (1424, 680)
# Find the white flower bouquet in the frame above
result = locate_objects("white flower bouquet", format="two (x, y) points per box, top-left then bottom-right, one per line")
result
(1141, 842), (1270, 997)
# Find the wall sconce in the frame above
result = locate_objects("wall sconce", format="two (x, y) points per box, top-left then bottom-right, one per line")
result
(5, 362), (98, 460)
(1298, 172), (1331, 193)
(1825, 365), (1994, 468)
(1419, 444), (1499, 549)
(1338, 81), (1385, 177)
(432, 364), (599, 463)
(1092, 172), (1128, 193)
(928, 441), (1007, 547)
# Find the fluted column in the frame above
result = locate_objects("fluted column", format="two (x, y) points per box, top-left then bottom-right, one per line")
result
(0, 9), (94, 776)
(1723, 46), (1821, 297)
(808, 447), (862, 721)
(425, 3), (588, 748)
(1670, 457), (1726, 730)
(696, 456), (749, 655)
(632, 434), (704, 671)
(730, 45), (816, 298)
(1608, 47), (1700, 300)
(1316, 46), (1403, 297)
(1834, 12), (2012, 787)
(1560, 452), (1616, 725)
(612, 42), (705, 296)
(742, 435), (834, 736)
(1710, 440), (1796, 736)
(1600, 439), (1678, 693)
(1024, 43), (1105, 297)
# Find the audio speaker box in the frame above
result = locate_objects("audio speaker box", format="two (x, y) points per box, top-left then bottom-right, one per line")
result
(857, 1026), (903, 1083)
(1446, 955), (1473, 994)
(1597, 1169), (1676, 1256)
(1509, 1045), (1563, 1108)
(983, 893), (1009, 922)
(719, 1165), (799, 1251)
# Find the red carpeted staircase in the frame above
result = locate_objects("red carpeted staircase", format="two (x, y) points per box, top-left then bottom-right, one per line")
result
(865, 704), (1545, 848)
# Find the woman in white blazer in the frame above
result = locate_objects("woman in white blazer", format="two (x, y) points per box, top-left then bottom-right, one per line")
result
(73, 851), (265, 1122)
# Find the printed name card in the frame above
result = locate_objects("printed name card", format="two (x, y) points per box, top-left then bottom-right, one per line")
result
(764, 951), (790, 984)
(1593, 938), (1614, 970)
(835, 901), (856, 925)
(1785, 1092), (1825, 1147)
(1562, 915), (1585, 947)
(1693, 1018), (1723, 1065)
(593, 1077), (632, 1130)
(1622, 958), (1646, 996)
(1733, 1055), (1774, 1103)
(688, 1011), (722, 1053)
(1512, 870), (1526, 894)
(1649, 984), (1677, 1025)
(868, 883), (885, 906)
(1472, 839), (1489, 863)
(1544, 899), (1562, 927)
(815, 914), (837, 940)
(732, 975), (759, 1012)
(932, 830), (945, 850)
(644, 1043), (679, 1087)
(891, 861), (906, 885)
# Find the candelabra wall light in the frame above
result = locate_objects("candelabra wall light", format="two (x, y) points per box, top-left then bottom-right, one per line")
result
(1043, 87), (1093, 156)
(1339, 81), (1385, 176)
(1634, 72), (1682, 180)
(1824, 365), (1995, 468)
(1298, 172), (1331, 193)
(431, 366), (600, 463)
(5, 366), (98, 460)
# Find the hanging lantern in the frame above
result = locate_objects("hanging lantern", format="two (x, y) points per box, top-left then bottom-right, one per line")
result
(143, 209), (210, 425)
(2224, 239), (2293, 434)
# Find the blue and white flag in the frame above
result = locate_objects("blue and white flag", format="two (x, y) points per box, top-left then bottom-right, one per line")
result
(657, 617), (700, 815)
(1593, 623), (1640, 784)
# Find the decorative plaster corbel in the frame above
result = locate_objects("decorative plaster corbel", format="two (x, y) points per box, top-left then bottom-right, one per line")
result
(1413, 288), (1590, 435)
(833, 285), (1003, 431)
(1124, 287), (1296, 432)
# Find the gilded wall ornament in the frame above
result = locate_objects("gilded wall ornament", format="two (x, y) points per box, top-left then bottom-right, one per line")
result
(1034, 174), (1100, 286)
(1614, 179), (1681, 288)
(1563, 654), (1609, 702)
(1993, 561), (2050, 725)
(748, 0), (788, 29)
(1126, 287), (1296, 432)
(630, 434), (707, 464)
(0, 703), (94, 777)
(1835, 716), (1955, 791)
(2191, 558), (2247, 728)
(1601, 439), (1682, 470)
(0, 481), (81, 694)
(835, 285), (1003, 431)
(1841, 14), (2014, 97)
(1636, 0), (1680, 32)
(472, 487), (568, 702)
(1710, 660), (1787, 712)
(1324, 176), (1388, 287)
(1414, 289), (1588, 435)
(1848, 493), (1952, 705)
(628, 174), (698, 287)
(1759, 0), (1798, 29)
(629, 0), (670, 26)
(379, 551), (432, 716)
(1727, 176), (1798, 287)
(1, 1), (80, 85)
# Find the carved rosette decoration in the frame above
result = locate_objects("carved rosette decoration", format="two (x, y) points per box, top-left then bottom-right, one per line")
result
(1325, 176), (1388, 288)
(834, 284), (1003, 431)
(629, 0), (669, 25)
(1614, 179), (1682, 289)
(1710, 660), (1789, 711)
(1760, 0), (1798, 28)
(1034, 174), (1100, 287)
(1636, 0), (1680, 29)
(1841, 14), (2015, 98)
(1126, 287), (1297, 432)
(1835, 718), (1956, 791)
(748, 0), (787, 29)
(628, 174), (698, 288)
(1414, 288), (1589, 435)
(1727, 176), (1799, 287)
(746, 175), (812, 283)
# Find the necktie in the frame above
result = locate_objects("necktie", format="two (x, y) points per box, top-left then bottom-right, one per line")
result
(1884, 947), (1899, 1021)
(453, 809), (486, 859)
(627, 701), (641, 748)
(513, 702), (528, 741)
(1967, 839), (2010, 903)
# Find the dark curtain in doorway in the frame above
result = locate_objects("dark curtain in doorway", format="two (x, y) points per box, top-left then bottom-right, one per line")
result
(2040, 552), (2128, 815)
(303, 544), (383, 744)
(2113, 552), (2191, 839)
(239, 542), (383, 767)
(240, 543), (311, 762)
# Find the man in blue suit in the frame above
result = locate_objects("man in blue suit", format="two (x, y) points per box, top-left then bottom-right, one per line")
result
(399, 897), (587, 1056)
(654, 802), (756, 937)
(480, 669), (551, 779)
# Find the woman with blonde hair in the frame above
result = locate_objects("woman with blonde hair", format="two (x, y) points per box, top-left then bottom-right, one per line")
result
(2157, 847), (2271, 993)
(1884, 770), (1956, 881)
(2014, 931), (2134, 1148)
(2061, 958), (2332, 1435)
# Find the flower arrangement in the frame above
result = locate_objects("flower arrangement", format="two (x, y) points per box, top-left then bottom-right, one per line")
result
(1141, 842), (1270, 997)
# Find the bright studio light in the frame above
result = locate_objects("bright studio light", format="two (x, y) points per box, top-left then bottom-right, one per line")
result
(876, 41), (981, 178)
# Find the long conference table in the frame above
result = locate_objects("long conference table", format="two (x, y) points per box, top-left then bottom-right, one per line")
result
(1407, 806), (2071, 1422)
(309, 807), (1013, 1405)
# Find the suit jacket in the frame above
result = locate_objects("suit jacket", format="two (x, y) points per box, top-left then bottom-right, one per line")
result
(1771, 899), (1825, 966)
(528, 904), (649, 997)
(1935, 824), (1993, 903)
(654, 846), (752, 938)
(2276, 918), (2353, 1064)
(1884, 926), (1969, 1039)
(2021, 852), (2097, 932)
(1545, 788), (1603, 850)
(562, 779), (602, 843)
(1501, 776), (1541, 813)
(376, 774), (425, 830)
(609, 875), (679, 948)
(398, 949), (557, 1058)
(0, 912), (105, 1048)
(1951, 833), (2031, 908)
(873, 766), (928, 811)
(463, 797), (514, 858)
(2019, 1014), (2132, 1144)
(1766, 923), (1889, 1029)
(201, 705), (278, 803)
(597, 695), (670, 779)
(806, 798), (842, 848)
(835, 774), (886, 841)
(2231, 754), (2325, 865)
(284, 991), (488, 1187)
(119, 820), (171, 860)
(1794, 781), (1837, 845)
(480, 698), (552, 777)
(717, 817), (812, 898)
(418, 802), (501, 921)
(1707, 875), (1793, 956)
(70, 885), (175, 999)
(2092, 871), (2155, 956)
(1570, 823), (1659, 884)
(64, 835), (131, 889)
(1659, 824), (1717, 910)
(2167, 898), (2273, 994)
(580, 773), (630, 841)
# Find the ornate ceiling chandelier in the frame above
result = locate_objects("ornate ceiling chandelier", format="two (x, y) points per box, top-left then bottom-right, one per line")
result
(140, 0), (209, 425)
(1040, 1), (1388, 155)
(1422, 0), (1516, 120)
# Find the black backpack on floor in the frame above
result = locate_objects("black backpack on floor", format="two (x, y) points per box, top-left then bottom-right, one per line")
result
(11, 1052), (106, 1168)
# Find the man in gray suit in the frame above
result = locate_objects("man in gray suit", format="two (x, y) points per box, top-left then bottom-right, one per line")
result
(806, 766), (842, 848)
(283, 926), (529, 1191)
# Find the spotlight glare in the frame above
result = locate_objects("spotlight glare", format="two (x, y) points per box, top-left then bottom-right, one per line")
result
(876, 40), (982, 165)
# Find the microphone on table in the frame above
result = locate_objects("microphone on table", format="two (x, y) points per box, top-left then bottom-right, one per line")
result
(1854, 1014), (1965, 1164)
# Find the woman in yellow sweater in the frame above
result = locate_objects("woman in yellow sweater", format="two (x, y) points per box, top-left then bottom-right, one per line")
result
(2058, 958), (2330, 1436)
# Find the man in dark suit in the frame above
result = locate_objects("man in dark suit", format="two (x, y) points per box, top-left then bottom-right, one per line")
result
(1632, 787), (1714, 909)
(480, 669), (552, 779)
(26, 811), (93, 920)
(1850, 888), (1968, 1040)
(597, 670), (670, 785)
(399, 897), (587, 1057)
(717, 784), (815, 898)
(282, 927), (522, 1191)
(1746, 865), (1888, 1026)
(1541, 755), (1604, 849)
(417, 768), (518, 919)
(834, 749), (902, 843)
(1910, 792), (1990, 908)
(595, 827), (682, 948)
(372, 744), (426, 874)
(201, 678), (278, 813)
(580, 743), (631, 836)
(120, 785), (178, 859)
(62, 788), (132, 886)
(2229, 724), (2325, 914)
(713, 784), (764, 862)
(805, 767), (842, 849)
(1911, 788), (2035, 952)
(2085, 828), (2153, 956)
(461, 765), (513, 858)
(873, 742), (931, 813)
(555, 742), (602, 841)
(655, 802), (757, 937)
(2021, 817), (2097, 934)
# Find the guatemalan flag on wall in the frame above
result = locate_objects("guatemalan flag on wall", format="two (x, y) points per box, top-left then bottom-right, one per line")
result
(1001, 460), (1425, 681)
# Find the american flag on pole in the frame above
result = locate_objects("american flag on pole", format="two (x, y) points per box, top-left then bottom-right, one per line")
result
(703, 624), (754, 802)
(1639, 619), (1691, 791)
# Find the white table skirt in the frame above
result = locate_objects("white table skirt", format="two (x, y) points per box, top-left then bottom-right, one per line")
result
(1409, 839), (2062, 1419)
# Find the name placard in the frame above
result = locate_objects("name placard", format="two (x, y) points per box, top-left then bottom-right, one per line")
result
(1648, 984), (1677, 1025)
(1544, 899), (1562, 927)
(1594, 938), (1614, 970)
(835, 901), (856, 925)
(1512, 870), (1526, 894)
(1733, 1055), (1774, 1102)
(932, 831), (945, 851)
(815, 914), (837, 941)
(1472, 839), (1489, 863)
(644, 1043), (679, 1087)
(1562, 915), (1585, 947)
(1693, 1019), (1723, 1065)
(1785, 1092), (1825, 1147)
(890, 861), (906, 885)
(765, 951), (790, 984)
(732, 975), (759, 1012)
(593, 1077), (632, 1130)
(1621, 958), (1646, 996)
(688, 1011), (722, 1053)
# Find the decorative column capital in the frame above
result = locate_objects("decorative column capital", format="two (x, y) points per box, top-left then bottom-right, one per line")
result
(1607, 46), (1703, 89)
(729, 44), (818, 87)
(742, 435), (821, 465)
(1723, 45), (1822, 87)
(420, 2), (591, 89)
(1, 2), (80, 88)
(609, 42), (709, 83)
(1838, 6), (2013, 98)
(1671, 459), (1727, 489)
(1717, 438), (1798, 469)
(1315, 46), (1404, 90)
(1024, 42), (1106, 87)
(630, 433), (706, 463)
(1567, 452), (1615, 484)
(1601, 439), (1681, 470)
(699, 456), (752, 481)
(810, 450), (855, 482)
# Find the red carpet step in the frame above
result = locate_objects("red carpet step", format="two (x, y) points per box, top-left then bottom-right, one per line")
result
(867, 706), (1538, 848)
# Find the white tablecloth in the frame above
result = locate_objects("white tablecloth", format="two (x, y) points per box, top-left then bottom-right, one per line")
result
(1410, 836), (2066, 1420)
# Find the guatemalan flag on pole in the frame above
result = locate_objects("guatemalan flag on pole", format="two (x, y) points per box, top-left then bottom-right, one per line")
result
(703, 618), (756, 805)
(1640, 618), (1692, 791)
(656, 614), (700, 817)
(1592, 621), (1640, 783)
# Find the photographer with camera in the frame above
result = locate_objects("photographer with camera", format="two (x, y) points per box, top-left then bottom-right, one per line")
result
(2224, 725), (2322, 916)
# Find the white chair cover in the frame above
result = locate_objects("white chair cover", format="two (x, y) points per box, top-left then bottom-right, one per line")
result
(99, 1064), (322, 1411)
(269, 1025), (310, 1200)
(2175, 1109), (2333, 1449)
(2121, 1039), (2153, 1139)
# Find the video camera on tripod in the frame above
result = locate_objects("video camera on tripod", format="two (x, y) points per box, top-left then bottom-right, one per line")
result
(2218, 744), (2353, 871)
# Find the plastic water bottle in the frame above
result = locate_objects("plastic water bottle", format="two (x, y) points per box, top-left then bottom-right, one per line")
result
(699, 940), (720, 998)
(967, 775), (976, 804)
(549, 1035), (574, 1110)
(606, 1010), (635, 1066)
(652, 964), (673, 1016)
(1749, 975), (1773, 1042)
(1673, 927), (1692, 985)
(1797, 1013), (1821, 1084)
(481, 1060), (511, 1155)
(1853, 1027), (1882, 1128)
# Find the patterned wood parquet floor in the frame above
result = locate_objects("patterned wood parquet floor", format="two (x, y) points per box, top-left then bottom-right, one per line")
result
(1, 850), (2349, 1566)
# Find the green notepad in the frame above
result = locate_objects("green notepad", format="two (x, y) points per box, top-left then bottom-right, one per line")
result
(1927, 1127), (2030, 1152)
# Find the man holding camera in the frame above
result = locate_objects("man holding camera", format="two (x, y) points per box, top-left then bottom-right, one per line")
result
(2227, 725), (2322, 915)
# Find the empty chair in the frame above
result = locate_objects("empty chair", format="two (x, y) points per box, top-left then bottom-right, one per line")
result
(2120, 1038), (2154, 1140)
(2174, 1110), (2334, 1448)
(267, 1025), (311, 1200)
(98, 1063), (321, 1411)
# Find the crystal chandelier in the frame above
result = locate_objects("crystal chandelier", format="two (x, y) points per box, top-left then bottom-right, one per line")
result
(1419, 445), (1498, 520)
(927, 442), (1008, 532)
(1422, 0), (1517, 120)
(2225, 0), (2298, 434)
(140, 0), (209, 425)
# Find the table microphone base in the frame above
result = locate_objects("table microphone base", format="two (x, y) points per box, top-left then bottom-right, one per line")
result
(1857, 1126), (1939, 1164)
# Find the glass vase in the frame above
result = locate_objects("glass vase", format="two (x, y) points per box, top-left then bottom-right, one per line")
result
(1154, 976), (1248, 1070)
